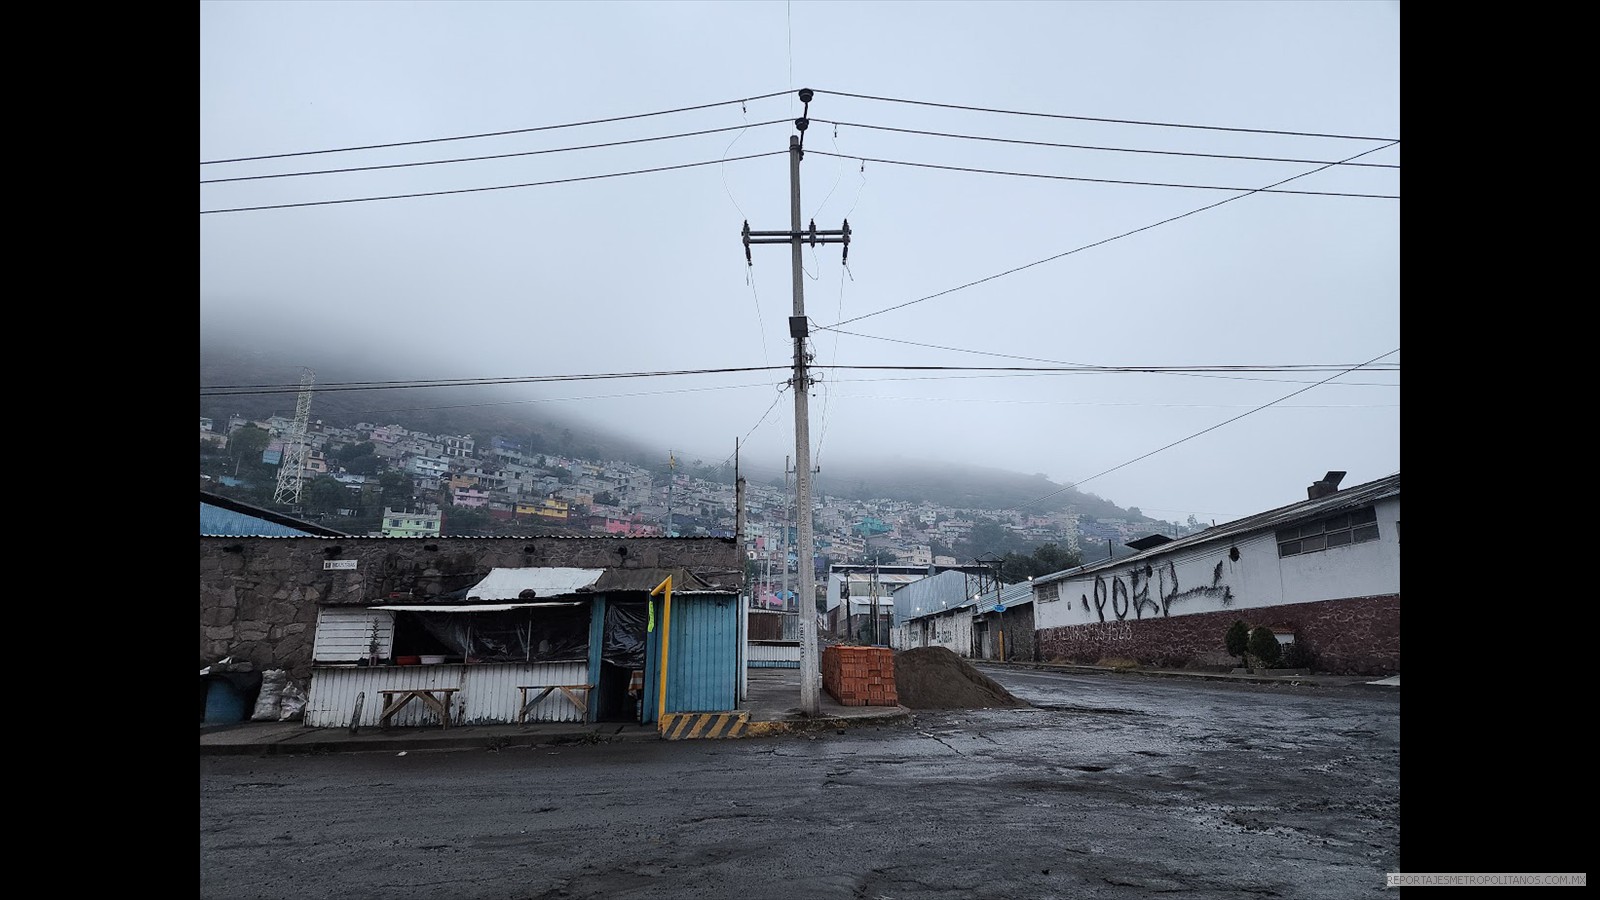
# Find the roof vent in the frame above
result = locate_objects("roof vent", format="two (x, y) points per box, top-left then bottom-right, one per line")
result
(1307, 471), (1347, 500)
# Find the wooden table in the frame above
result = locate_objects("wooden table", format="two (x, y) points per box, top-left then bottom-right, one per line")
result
(517, 684), (592, 724)
(378, 688), (460, 729)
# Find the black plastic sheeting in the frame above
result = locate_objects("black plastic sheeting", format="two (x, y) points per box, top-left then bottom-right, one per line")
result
(602, 601), (648, 668)
(410, 604), (590, 664)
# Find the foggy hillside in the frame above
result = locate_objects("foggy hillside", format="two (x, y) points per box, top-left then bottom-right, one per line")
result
(200, 323), (1150, 521)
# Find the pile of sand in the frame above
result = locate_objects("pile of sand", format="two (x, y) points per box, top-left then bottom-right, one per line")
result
(893, 646), (1030, 709)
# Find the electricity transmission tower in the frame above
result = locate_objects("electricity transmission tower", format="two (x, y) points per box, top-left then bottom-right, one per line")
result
(273, 367), (315, 508)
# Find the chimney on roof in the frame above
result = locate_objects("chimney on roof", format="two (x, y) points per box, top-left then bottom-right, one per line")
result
(1307, 471), (1347, 500)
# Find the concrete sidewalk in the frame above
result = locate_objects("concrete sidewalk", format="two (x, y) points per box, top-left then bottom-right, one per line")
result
(201, 667), (910, 757)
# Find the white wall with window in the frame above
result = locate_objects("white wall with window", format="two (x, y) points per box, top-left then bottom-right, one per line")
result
(1034, 495), (1399, 630)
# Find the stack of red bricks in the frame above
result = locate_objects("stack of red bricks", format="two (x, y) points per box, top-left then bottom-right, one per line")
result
(822, 645), (898, 706)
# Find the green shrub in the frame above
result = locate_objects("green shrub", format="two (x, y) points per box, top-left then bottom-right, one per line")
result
(1280, 640), (1311, 670)
(1247, 626), (1283, 668)
(1224, 620), (1251, 667)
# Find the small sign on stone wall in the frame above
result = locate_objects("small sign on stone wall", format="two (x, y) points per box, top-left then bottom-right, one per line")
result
(323, 559), (358, 570)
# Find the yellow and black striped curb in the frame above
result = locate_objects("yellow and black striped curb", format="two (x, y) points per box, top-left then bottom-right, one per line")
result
(658, 711), (749, 740)
(655, 709), (913, 740)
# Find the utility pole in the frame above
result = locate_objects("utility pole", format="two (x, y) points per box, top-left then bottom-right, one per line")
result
(741, 88), (851, 716)
(978, 555), (1007, 661)
(734, 438), (746, 586)
(665, 450), (676, 537)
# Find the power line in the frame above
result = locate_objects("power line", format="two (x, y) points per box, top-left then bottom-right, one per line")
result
(199, 90), (793, 165)
(818, 364), (1397, 374)
(813, 89), (1400, 142)
(718, 385), (791, 470)
(820, 393), (1398, 409)
(1008, 348), (1400, 513)
(353, 381), (782, 417)
(814, 325), (1400, 387)
(205, 360), (1396, 400)
(810, 119), (1400, 168)
(824, 140), (1398, 329)
(200, 365), (792, 396)
(200, 120), (791, 184)
(198, 151), (786, 214)
(805, 150), (1398, 199)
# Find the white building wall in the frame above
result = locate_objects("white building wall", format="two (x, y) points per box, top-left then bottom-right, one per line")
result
(897, 610), (974, 656)
(1033, 496), (1400, 630)
(747, 642), (801, 667)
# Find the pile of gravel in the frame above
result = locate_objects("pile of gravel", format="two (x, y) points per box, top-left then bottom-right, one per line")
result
(893, 646), (1030, 709)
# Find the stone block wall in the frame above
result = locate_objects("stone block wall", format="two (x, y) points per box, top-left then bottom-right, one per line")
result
(1034, 594), (1399, 676)
(199, 536), (742, 682)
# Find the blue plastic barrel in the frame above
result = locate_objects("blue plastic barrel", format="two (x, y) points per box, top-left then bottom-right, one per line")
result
(203, 679), (248, 724)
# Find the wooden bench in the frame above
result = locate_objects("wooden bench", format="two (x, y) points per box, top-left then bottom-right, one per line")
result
(517, 684), (592, 724)
(378, 687), (460, 729)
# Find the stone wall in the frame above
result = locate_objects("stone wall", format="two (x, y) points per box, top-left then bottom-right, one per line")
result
(199, 536), (742, 681)
(1034, 594), (1399, 676)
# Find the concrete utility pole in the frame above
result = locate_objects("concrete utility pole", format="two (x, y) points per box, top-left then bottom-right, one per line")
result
(742, 88), (851, 716)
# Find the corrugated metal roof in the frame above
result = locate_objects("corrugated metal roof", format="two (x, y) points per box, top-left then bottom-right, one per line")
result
(464, 567), (606, 600)
(1035, 472), (1400, 587)
(200, 490), (350, 537)
(590, 566), (736, 593)
(369, 602), (584, 612)
(199, 533), (735, 541)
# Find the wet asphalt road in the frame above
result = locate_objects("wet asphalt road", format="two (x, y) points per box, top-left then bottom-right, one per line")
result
(200, 665), (1399, 900)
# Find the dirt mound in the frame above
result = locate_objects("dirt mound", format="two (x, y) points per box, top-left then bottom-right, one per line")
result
(894, 647), (1030, 709)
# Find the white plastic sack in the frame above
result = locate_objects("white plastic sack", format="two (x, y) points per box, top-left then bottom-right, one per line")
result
(278, 682), (307, 722)
(251, 669), (288, 721)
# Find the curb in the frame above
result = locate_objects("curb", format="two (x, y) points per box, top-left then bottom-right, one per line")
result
(980, 660), (1396, 690)
(745, 708), (911, 738)
(201, 711), (915, 756)
(200, 725), (662, 757)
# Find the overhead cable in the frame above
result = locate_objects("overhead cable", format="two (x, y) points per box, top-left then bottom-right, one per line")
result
(814, 325), (1400, 387)
(198, 151), (786, 214)
(200, 365), (793, 396)
(204, 360), (1396, 398)
(823, 140), (1399, 329)
(809, 119), (1399, 168)
(200, 90), (793, 165)
(805, 150), (1398, 199)
(1009, 348), (1400, 512)
(813, 89), (1400, 143)
(200, 120), (791, 184)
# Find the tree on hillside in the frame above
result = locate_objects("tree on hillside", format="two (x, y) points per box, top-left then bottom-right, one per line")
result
(442, 506), (491, 536)
(1000, 542), (1083, 582)
(958, 519), (1032, 561)
(227, 425), (271, 473)
(379, 471), (414, 512)
(334, 441), (377, 463)
(862, 547), (899, 566)
(302, 476), (352, 516)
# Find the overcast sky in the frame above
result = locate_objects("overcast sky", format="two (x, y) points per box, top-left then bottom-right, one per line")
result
(200, 0), (1399, 525)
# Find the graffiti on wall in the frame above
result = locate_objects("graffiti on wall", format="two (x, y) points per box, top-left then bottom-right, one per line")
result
(1078, 556), (1235, 622)
(1053, 619), (1133, 653)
